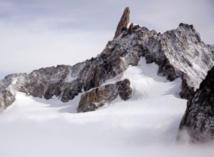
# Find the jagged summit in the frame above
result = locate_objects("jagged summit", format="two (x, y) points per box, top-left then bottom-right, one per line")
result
(114, 7), (130, 39)
(0, 8), (214, 114)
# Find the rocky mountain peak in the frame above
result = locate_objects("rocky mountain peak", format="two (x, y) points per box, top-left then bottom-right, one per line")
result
(0, 8), (214, 115)
(114, 7), (130, 39)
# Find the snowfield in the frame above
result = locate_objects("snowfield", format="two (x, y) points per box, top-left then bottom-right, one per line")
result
(1, 58), (214, 157)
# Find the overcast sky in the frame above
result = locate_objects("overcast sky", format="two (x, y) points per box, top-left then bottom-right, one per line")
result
(0, 0), (214, 77)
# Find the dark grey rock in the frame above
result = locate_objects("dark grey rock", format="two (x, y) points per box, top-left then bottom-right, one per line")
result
(178, 67), (214, 142)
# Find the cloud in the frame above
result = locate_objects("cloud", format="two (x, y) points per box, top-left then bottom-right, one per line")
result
(0, 23), (112, 74)
(0, 0), (213, 75)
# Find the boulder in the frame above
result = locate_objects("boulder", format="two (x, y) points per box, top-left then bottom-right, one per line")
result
(116, 79), (132, 100)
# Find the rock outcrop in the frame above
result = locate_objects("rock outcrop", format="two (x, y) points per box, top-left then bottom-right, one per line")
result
(0, 8), (214, 113)
(178, 67), (214, 142)
(114, 7), (130, 39)
(78, 79), (132, 112)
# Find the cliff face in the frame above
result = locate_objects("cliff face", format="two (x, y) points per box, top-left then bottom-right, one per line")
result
(0, 9), (214, 113)
(178, 67), (214, 142)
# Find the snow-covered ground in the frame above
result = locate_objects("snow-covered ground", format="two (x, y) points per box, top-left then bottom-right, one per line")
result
(0, 58), (214, 157)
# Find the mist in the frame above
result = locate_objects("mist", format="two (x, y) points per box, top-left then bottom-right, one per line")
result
(1, 92), (214, 157)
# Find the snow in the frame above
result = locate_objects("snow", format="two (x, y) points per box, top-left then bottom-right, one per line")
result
(64, 74), (76, 82)
(64, 68), (77, 82)
(1, 58), (214, 157)
(164, 27), (214, 90)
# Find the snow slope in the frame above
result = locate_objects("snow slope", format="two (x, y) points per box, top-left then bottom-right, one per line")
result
(0, 58), (214, 157)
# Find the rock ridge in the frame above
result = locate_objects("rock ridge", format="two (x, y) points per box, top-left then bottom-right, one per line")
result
(0, 8), (214, 113)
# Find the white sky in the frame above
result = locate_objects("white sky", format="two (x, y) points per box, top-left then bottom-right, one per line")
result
(0, 0), (213, 76)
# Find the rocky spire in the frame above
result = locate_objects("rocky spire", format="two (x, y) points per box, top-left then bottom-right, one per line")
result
(114, 7), (130, 39)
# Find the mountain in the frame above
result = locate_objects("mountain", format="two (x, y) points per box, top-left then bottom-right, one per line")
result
(0, 7), (214, 143)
